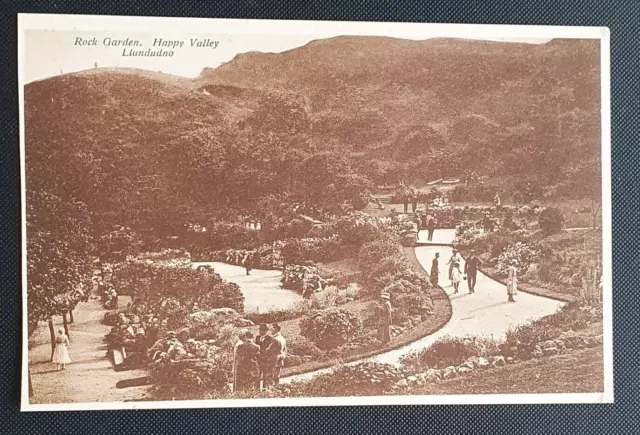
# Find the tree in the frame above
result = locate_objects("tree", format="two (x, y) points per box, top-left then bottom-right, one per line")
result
(538, 207), (565, 235)
(26, 190), (94, 339)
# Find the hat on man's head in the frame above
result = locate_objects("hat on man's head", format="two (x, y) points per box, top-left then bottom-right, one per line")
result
(271, 323), (281, 332)
(259, 323), (269, 332)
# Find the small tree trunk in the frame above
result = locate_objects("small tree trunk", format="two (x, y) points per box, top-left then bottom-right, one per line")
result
(62, 312), (69, 340)
(68, 310), (74, 324)
(48, 319), (56, 361)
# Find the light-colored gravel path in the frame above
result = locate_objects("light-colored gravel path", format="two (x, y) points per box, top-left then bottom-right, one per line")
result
(191, 262), (300, 313)
(282, 229), (564, 383)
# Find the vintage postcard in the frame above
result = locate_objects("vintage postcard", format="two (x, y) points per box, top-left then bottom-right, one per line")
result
(19, 14), (612, 411)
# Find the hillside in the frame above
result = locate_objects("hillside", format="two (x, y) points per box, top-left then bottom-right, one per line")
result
(24, 69), (320, 232)
(24, 36), (602, 234)
(198, 36), (601, 194)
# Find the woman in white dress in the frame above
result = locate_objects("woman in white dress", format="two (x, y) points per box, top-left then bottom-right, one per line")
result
(447, 250), (461, 285)
(506, 260), (518, 302)
(52, 328), (72, 370)
(451, 261), (462, 294)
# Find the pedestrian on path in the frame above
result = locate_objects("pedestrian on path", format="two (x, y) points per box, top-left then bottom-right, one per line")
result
(451, 262), (462, 294)
(447, 249), (461, 285)
(507, 260), (518, 302)
(264, 323), (287, 388)
(430, 253), (440, 287)
(465, 249), (480, 294)
(377, 293), (392, 344)
(232, 331), (247, 391)
(255, 323), (273, 390)
(427, 215), (436, 241)
(234, 331), (261, 392)
(52, 328), (72, 371)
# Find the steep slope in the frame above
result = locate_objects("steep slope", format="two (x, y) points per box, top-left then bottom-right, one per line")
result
(198, 36), (601, 193)
(24, 69), (315, 232)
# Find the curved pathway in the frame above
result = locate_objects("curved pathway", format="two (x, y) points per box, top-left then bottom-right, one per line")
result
(191, 262), (300, 314)
(282, 229), (564, 383)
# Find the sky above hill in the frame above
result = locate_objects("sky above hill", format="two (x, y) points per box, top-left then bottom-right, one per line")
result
(22, 30), (551, 84)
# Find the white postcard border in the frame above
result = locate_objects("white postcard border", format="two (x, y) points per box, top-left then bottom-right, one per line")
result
(18, 13), (613, 411)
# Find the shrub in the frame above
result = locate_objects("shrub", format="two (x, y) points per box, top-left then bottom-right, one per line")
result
(285, 218), (313, 239)
(538, 207), (565, 235)
(299, 307), (363, 350)
(504, 302), (599, 347)
(401, 336), (501, 371)
(287, 336), (324, 358)
(111, 263), (244, 327)
(149, 339), (230, 398)
(357, 237), (403, 271)
(367, 256), (409, 290)
(280, 362), (405, 397)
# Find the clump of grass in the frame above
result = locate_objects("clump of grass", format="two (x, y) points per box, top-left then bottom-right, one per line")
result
(401, 335), (501, 371)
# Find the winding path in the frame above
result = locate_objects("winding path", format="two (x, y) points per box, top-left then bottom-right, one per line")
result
(28, 229), (564, 403)
(191, 261), (302, 313)
(281, 229), (564, 383)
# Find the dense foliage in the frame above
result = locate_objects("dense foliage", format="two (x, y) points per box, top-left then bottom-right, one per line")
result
(111, 263), (244, 329)
(26, 190), (94, 336)
(300, 308), (363, 350)
(538, 207), (566, 235)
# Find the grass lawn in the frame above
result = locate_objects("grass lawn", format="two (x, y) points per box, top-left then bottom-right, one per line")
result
(400, 346), (604, 396)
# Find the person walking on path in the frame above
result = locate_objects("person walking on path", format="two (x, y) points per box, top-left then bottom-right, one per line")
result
(243, 252), (255, 276)
(506, 260), (518, 302)
(427, 215), (436, 241)
(377, 293), (392, 344)
(464, 249), (480, 294)
(411, 193), (418, 213)
(234, 331), (261, 392)
(430, 253), (440, 287)
(255, 323), (273, 390)
(451, 262), (462, 294)
(447, 249), (461, 285)
(52, 328), (72, 371)
(232, 331), (247, 391)
(264, 323), (287, 388)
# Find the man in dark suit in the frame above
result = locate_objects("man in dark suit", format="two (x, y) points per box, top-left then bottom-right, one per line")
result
(254, 323), (273, 390)
(464, 249), (480, 294)
(265, 323), (287, 387)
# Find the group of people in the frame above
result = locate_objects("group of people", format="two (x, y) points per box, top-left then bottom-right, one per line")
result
(430, 249), (516, 301)
(232, 322), (288, 392)
(102, 285), (118, 309)
(417, 211), (437, 241)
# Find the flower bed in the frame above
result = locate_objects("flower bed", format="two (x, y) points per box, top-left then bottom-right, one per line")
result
(105, 261), (246, 374)
(492, 241), (542, 278)
(281, 264), (326, 297)
(255, 303), (602, 398)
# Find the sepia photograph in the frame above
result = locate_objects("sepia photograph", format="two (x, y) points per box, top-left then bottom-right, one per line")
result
(19, 14), (612, 410)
